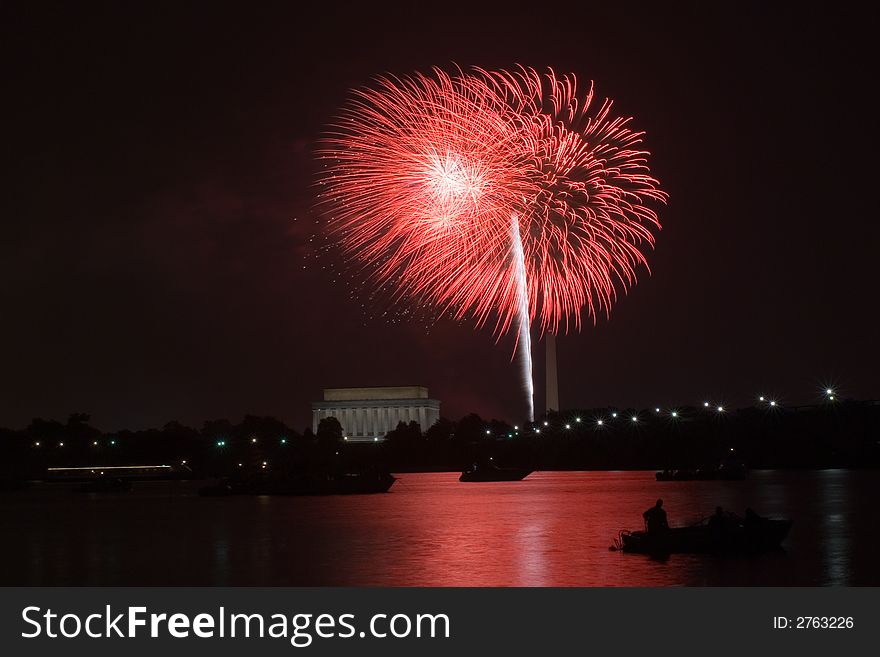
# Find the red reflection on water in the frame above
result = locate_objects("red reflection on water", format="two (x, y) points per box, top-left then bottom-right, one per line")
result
(1, 471), (869, 586)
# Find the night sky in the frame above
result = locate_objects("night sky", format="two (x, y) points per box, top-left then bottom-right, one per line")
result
(3, 2), (877, 432)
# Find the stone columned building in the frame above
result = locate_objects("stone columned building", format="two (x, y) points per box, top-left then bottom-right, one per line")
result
(312, 386), (441, 442)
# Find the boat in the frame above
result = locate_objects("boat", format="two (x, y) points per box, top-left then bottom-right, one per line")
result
(266, 470), (396, 495)
(656, 458), (748, 481)
(459, 462), (533, 482)
(198, 477), (260, 497)
(199, 470), (396, 496)
(75, 477), (133, 493)
(0, 476), (30, 492)
(617, 516), (792, 555)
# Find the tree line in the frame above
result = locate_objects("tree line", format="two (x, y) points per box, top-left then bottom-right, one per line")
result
(1, 400), (879, 481)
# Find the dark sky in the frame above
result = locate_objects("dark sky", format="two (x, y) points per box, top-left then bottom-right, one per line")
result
(2, 2), (877, 431)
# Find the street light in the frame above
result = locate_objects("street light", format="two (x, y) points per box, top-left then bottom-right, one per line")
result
(597, 419), (604, 426)
(717, 406), (724, 412)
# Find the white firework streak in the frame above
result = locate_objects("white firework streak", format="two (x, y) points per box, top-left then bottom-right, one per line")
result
(510, 213), (534, 422)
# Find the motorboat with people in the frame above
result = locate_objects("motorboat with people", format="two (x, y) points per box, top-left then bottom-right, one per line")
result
(616, 509), (791, 555)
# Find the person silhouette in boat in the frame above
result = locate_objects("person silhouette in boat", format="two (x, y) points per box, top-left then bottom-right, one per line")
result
(643, 499), (669, 534)
(743, 507), (764, 531)
(708, 506), (729, 541)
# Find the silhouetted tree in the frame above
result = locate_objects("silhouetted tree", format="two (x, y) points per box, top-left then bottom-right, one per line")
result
(455, 413), (487, 443)
(425, 417), (455, 442)
(316, 416), (343, 448)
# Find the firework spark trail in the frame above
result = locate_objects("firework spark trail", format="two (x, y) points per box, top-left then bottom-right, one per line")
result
(318, 66), (667, 418)
(510, 212), (534, 421)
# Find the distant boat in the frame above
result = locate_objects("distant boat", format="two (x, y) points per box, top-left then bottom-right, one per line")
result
(0, 476), (30, 492)
(656, 458), (748, 481)
(459, 462), (533, 482)
(617, 516), (791, 555)
(75, 477), (133, 493)
(200, 470), (396, 496)
(198, 479), (254, 497)
(266, 471), (396, 495)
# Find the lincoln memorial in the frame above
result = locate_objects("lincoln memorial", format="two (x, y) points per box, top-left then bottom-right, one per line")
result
(311, 386), (441, 442)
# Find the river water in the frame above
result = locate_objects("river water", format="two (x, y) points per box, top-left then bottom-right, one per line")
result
(1, 470), (875, 586)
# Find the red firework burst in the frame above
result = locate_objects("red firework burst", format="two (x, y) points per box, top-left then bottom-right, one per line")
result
(317, 66), (666, 340)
